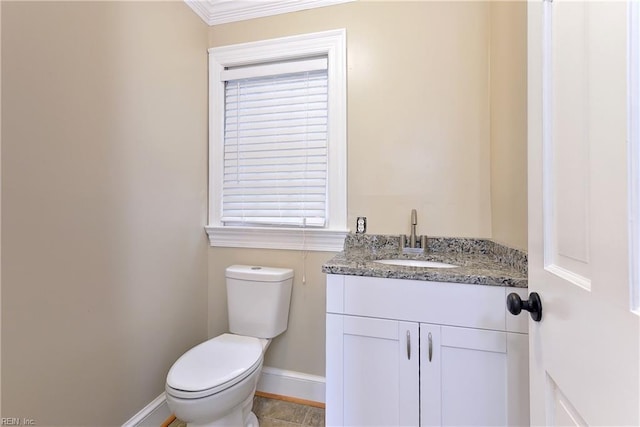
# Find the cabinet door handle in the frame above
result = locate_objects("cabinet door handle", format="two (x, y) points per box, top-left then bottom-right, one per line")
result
(428, 332), (433, 362)
(406, 330), (411, 360)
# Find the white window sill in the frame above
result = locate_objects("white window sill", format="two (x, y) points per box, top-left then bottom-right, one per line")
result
(205, 225), (349, 252)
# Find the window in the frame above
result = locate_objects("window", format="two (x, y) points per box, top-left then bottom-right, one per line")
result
(206, 30), (347, 251)
(222, 59), (329, 228)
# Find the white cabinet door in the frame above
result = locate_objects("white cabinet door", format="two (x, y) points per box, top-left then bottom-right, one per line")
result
(421, 324), (508, 427)
(327, 314), (419, 427)
(440, 326), (507, 427)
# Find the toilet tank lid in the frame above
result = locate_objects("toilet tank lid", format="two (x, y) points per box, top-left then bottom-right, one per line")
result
(226, 265), (294, 282)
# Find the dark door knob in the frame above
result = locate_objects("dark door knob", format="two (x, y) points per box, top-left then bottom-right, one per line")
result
(507, 292), (542, 322)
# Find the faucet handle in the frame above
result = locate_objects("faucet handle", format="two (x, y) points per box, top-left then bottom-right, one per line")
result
(400, 234), (407, 248)
(411, 209), (417, 225)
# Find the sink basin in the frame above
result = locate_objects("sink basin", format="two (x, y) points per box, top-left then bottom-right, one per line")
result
(374, 259), (458, 268)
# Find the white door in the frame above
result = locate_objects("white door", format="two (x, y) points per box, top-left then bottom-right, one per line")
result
(528, 1), (640, 426)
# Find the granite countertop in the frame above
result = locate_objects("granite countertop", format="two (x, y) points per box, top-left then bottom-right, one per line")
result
(322, 234), (528, 288)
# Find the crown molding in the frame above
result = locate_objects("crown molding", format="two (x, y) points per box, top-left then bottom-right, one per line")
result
(185, 0), (355, 26)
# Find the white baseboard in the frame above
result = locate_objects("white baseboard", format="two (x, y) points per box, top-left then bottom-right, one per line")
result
(122, 392), (171, 427)
(257, 366), (326, 404)
(122, 367), (325, 427)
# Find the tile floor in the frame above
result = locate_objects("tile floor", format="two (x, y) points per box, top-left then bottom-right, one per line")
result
(168, 395), (325, 427)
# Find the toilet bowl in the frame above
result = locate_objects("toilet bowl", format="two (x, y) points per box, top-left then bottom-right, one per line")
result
(166, 334), (268, 427)
(165, 265), (294, 427)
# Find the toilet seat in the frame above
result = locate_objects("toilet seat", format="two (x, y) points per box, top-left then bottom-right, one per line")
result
(166, 334), (263, 399)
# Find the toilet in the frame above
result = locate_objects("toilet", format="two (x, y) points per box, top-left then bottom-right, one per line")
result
(165, 265), (294, 427)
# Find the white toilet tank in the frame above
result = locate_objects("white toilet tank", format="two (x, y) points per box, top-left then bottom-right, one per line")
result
(226, 265), (294, 339)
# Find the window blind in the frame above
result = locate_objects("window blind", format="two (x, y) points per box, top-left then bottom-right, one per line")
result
(221, 58), (329, 227)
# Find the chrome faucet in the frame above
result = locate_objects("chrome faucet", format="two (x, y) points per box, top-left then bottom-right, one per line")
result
(401, 209), (427, 251)
(409, 209), (418, 249)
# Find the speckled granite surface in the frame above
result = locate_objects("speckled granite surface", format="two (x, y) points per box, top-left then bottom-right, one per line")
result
(322, 234), (528, 288)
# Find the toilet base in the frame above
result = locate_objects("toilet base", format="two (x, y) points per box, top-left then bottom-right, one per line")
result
(246, 411), (259, 427)
(167, 363), (261, 427)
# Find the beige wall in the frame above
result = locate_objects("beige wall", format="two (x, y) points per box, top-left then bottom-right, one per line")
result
(490, 1), (528, 250)
(207, 1), (527, 378)
(209, 1), (493, 238)
(2, 2), (208, 424)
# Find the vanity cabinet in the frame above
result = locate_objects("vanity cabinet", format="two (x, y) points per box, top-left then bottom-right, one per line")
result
(326, 274), (530, 427)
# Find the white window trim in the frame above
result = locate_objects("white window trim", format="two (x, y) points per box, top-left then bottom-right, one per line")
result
(206, 29), (348, 251)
